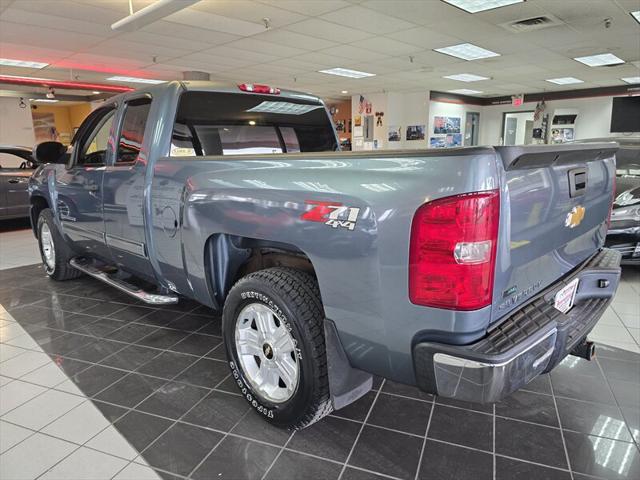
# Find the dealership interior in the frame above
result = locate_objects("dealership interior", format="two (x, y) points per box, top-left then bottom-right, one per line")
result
(1, 1), (640, 479)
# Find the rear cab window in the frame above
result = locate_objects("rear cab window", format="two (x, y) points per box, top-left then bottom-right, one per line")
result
(170, 91), (337, 157)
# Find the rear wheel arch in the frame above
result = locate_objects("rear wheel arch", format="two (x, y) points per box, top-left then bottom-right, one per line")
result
(30, 195), (49, 237)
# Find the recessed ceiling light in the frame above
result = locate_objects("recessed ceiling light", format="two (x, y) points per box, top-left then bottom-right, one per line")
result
(341, 90), (348, 94)
(442, 0), (523, 14)
(621, 76), (640, 84)
(443, 73), (490, 82)
(30, 98), (59, 103)
(434, 43), (500, 61)
(318, 68), (376, 79)
(546, 77), (584, 85)
(631, 11), (640, 24)
(106, 75), (165, 84)
(448, 88), (483, 95)
(0, 58), (49, 69)
(573, 53), (625, 67)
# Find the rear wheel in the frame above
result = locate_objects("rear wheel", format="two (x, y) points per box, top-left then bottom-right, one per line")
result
(222, 267), (331, 429)
(37, 208), (82, 281)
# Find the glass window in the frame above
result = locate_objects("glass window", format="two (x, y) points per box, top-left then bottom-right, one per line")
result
(170, 91), (336, 158)
(77, 109), (115, 166)
(117, 97), (151, 164)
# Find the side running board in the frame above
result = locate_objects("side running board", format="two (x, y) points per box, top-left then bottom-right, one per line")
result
(69, 258), (179, 305)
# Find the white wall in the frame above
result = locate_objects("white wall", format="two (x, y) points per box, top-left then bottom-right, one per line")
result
(428, 101), (481, 147)
(479, 95), (622, 146)
(0, 97), (35, 167)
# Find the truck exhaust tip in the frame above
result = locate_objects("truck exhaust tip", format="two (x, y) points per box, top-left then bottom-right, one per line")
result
(570, 340), (596, 361)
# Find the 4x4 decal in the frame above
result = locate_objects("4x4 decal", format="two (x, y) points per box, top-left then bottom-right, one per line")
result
(301, 201), (361, 231)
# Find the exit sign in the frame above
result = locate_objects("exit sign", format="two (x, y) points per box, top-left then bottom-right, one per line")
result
(512, 94), (524, 106)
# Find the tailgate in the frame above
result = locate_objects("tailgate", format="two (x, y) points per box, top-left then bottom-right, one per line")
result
(491, 143), (618, 323)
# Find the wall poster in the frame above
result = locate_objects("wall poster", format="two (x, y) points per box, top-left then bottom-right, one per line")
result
(433, 116), (461, 134)
(388, 126), (401, 142)
(406, 125), (425, 141)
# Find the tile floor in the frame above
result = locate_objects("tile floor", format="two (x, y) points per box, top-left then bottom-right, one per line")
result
(0, 226), (639, 480)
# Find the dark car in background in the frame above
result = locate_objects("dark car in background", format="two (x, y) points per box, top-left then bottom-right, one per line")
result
(0, 145), (37, 220)
(607, 137), (640, 264)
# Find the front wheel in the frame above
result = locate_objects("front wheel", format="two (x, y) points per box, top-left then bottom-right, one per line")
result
(222, 267), (332, 429)
(37, 208), (82, 281)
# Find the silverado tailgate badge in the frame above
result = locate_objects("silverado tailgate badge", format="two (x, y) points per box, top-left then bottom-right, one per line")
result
(565, 205), (585, 229)
(301, 201), (360, 231)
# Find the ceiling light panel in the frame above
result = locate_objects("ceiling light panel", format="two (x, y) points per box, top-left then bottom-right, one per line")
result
(0, 58), (49, 69)
(442, 0), (523, 14)
(546, 77), (584, 85)
(106, 76), (165, 84)
(621, 76), (640, 84)
(434, 43), (500, 61)
(318, 68), (376, 78)
(631, 11), (640, 24)
(573, 53), (625, 67)
(448, 89), (483, 95)
(444, 73), (490, 82)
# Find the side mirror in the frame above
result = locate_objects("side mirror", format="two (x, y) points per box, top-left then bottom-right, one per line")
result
(33, 141), (67, 164)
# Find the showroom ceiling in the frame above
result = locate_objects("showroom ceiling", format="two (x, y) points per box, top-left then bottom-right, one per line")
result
(0, 0), (639, 100)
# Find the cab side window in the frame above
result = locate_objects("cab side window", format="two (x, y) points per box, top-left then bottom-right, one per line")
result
(77, 109), (115, 166)
(116, 97), (152, 164)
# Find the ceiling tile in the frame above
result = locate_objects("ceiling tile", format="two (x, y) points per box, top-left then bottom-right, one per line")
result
(349, 36), (423, 55)
(164, 8), (265, 36)
(284, 18), (373, 43)
(249, 29), (340, 51)
(141, 20), (240, 45)
(258, 0), (351, 16)
(387, 26), (462, 49)
(192, 0), (307, 28)
(319, 44), (389, 62)
(0, 7), (116, 36)
(319, 5), (418, 34)
(0, 21), (105, 52)
(223, 37), (309, 58)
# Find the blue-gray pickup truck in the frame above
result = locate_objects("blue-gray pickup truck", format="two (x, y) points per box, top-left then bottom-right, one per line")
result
(29, 81), (621, 429)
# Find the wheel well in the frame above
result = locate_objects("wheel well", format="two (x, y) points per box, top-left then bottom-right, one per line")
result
(204, 234), (317, 307)
(30, 196), (49, 237)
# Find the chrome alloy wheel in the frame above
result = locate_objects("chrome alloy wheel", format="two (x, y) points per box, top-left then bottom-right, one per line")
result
(40, 223), (55, 270)
(234, 302), (300, 403)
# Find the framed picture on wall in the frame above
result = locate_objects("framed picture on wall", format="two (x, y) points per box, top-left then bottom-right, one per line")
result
(388, 126), (401, 142)
(433, 116), (461, 134)
(406, 125), (425, 141)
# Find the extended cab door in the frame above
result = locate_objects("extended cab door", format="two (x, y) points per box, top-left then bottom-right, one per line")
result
(103, 95), (156, 281)
(54, 106), (116, 260)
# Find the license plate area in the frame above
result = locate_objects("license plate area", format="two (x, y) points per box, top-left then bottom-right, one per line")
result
(554, 277), (580, 314)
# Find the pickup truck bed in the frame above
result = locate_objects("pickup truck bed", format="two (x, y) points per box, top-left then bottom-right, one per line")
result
(29, 81), (621, 429)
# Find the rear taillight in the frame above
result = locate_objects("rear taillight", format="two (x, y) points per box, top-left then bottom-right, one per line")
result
(409, 191), (500, 311)
(238, 83), (280, 94)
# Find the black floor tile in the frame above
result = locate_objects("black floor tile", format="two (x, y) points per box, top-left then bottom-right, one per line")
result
(51, 356), (92, 377)
(136, 350), (198, 380)
(135, 329), (189, 350)
(495, 389), (559, 427)
(551, 370), (617, 405)
(142, 422), (222, 477)
(231, 410), (291, 446)
(620, 407), (640, 443)
(1, 288), (56, 308)
(368, 392), (432, 436)
(106, 323), (159, 343)
(205, 344), (227, 361)
(556, 397), (634, 442)
(417, 440), (493, 480)
(597, 344), (640, 363)
(100, 344), (162, 371)
(107, 305), (156, 322)
(183, 391), (250, 432)
(92, 401), (129, 423)
(169, 333), (222, 357)
(195, 319), (221, 336)
(495, 417), (567, 469)
(70, 316), (124, 338)
(435, 396), (494, 415)
(348, 425), (423, 480)
(34, 294), (102, 313)
(332, 391), (376, 422)
(174, 358), (229, 388)
(166, 313), (212, 333)
(382, 380), (433, 401)
(265, 450), (341, 480)
(428, 404), (493, 451)
(113, 410), (173, 452)
(609, 379), (640, 410)
(135, 309), (187, 328)
(136, 381), (209, 420)
(599, 358), (640, 384)
(80, 301), (128, 317)
(563, 430), (640, 479)
(95, 373), (166, 407)
(192, 435), (279, 480)
(42, 332), (94, 355)
(555, 356), (604, 377)
(341, 467), (390, 480)
(67, 364), (128, 397)
(65, 338), (126, 363)
(287, 415), (360, 462)
(214, 374), (240, 395)
(495, 456), (571, 480)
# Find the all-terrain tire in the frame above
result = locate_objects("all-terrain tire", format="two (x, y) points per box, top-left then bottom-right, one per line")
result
(222, 267), (332, 430)
(37, 208), (82, 281)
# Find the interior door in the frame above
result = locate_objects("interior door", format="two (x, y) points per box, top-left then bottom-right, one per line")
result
(103, 95), (156, 281)
(55, 106), (116, 260)
(504, 116), (518, 146)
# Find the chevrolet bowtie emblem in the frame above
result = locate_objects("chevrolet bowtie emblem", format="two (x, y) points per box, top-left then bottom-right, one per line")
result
(565, 205), (586, 228)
